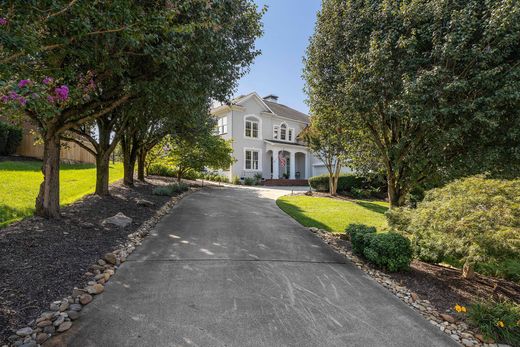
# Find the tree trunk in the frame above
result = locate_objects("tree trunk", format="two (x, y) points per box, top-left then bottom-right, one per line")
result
(123, 154), (136, 186)
(387, 174), (406, 207)
(329, 173), (336, 196)
(95, 154), (110, 196)
(35, 133), (61, 218)
(137, 150), (146, 181)
(121, 134), (138, 187)
(177, 168), (183, 183)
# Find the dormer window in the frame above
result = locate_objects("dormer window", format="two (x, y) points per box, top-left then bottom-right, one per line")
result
(273, 125), (279, 139)
(244, 115), (260, 138)
(280, 123), (287, 140)
(288, 128), (293, 142)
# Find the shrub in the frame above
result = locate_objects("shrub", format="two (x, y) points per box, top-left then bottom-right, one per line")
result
(466, 300), (520, 346)
(0, 121), (22, 155)
(244, 177), (255, 186)
(232, 175), (241, 185)
(254, 172), (263, 184)
(362, 233), (412, 272)
(387, 176), (520, 278)
(147, 163), (176, 177)
(152, 182), (189, 196)
(346, 224), (376, 255)
(308, 173), (385, 196)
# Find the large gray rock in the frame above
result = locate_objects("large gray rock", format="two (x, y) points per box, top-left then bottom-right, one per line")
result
(102, 212), (132, 228)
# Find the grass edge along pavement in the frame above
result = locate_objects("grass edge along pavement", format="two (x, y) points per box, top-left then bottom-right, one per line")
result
(0, 160), (124, 227)
(7, 187), (196, 347)
(276, 195), (389, 232)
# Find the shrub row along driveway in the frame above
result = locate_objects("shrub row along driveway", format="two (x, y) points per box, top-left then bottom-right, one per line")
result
(55, 186), (456, 346)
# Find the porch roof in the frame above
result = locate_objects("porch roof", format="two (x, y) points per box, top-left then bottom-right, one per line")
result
(264, 139), (307, 148)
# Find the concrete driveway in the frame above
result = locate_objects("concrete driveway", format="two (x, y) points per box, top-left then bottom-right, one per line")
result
(55, 186), (456, 347)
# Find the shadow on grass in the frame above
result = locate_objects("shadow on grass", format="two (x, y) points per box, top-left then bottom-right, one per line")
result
(0, 160), (96, 172)
(354, 201), (388, 214)
(276, 199), (332, 232)
(0, 204), (33, 228)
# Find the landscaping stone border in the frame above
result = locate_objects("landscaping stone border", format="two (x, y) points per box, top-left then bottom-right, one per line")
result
(307, 227), (508, 347)
(6, 189), (196, 347)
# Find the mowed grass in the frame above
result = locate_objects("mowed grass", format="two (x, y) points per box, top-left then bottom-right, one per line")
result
(0, 160), (124, 226)
(276, 195), (389, 233)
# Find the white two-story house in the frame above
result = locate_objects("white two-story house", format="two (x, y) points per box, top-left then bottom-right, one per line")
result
(211, 92), (337, 182)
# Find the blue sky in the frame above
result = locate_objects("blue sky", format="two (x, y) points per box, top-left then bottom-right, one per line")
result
(235, 0), (322, 114)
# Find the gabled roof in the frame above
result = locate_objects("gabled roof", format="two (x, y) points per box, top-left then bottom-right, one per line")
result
(229, 92), (310, 124)
(263, 100), (309, 123)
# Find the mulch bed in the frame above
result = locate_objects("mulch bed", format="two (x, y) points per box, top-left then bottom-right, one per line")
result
(329, 235), (520, 313)
(0, 177), (177, 344)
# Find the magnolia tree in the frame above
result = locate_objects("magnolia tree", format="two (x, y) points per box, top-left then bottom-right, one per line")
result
(304, 0), (520, 207)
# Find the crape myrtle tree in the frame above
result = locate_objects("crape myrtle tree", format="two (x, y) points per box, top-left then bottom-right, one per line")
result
(0, 0), (263, 215)
(300, 113), (349, 196)
(304, 0), (520, 207)
(0, 1), (155, 217)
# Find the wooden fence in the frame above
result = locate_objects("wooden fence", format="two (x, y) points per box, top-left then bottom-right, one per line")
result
(15, 123), (96, 164)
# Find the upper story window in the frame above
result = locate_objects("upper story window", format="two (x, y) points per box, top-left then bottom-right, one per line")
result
(217, 116), (228, 135)
(280, 123), (287, 140)
(245, 116), (260, 138)
(273, 122), (295, 142)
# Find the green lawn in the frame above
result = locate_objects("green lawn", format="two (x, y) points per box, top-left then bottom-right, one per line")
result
(0, 160), (124, 226)
(276, 195), (389, 233)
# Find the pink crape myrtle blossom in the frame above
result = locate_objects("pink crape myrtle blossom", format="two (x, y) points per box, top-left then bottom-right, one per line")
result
(0, 18), (7, 26)
(18, 79), (32, 88)
(42, 77), (54, 85)
(54, 85), (69, 101)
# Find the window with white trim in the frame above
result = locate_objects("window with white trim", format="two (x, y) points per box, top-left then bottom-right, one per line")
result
(245, 149), (259, 170)
(288, 128), (293, 142)
(217, 116), (228, 135)
(245, 116), (259, 138)
(273, 125), (279, 139)
(280, 123), (287, 140)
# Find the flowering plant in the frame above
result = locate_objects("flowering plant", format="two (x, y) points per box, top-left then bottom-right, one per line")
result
(0, 73), (97, 121)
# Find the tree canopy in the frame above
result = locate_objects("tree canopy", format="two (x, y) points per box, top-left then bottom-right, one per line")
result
(0, 0), (264, 217)
(304, 0), (520, 206)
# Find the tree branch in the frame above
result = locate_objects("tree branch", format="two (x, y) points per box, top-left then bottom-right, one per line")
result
(61, 136), (97, 156)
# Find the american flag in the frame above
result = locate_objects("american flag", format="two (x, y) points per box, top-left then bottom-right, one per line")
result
(278, 152), (286, 167)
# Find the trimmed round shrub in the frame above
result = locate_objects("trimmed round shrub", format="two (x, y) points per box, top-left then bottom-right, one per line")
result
(346, 224), (376, 255)
(362, 233), (412, 272)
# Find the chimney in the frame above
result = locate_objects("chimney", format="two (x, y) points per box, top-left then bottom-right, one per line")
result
(263, 94), (279, 103)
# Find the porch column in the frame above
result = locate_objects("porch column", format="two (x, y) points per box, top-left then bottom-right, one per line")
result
(289, 151), (296, 179)
(304, 152), (310, 179)
(273, 150), (279, 179)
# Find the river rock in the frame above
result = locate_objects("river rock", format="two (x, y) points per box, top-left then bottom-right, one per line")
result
(104, 252), (117, 265)
(15, 327), (33, 337)
(57, 321), (72, 332)
(79, 294), (93, 305)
